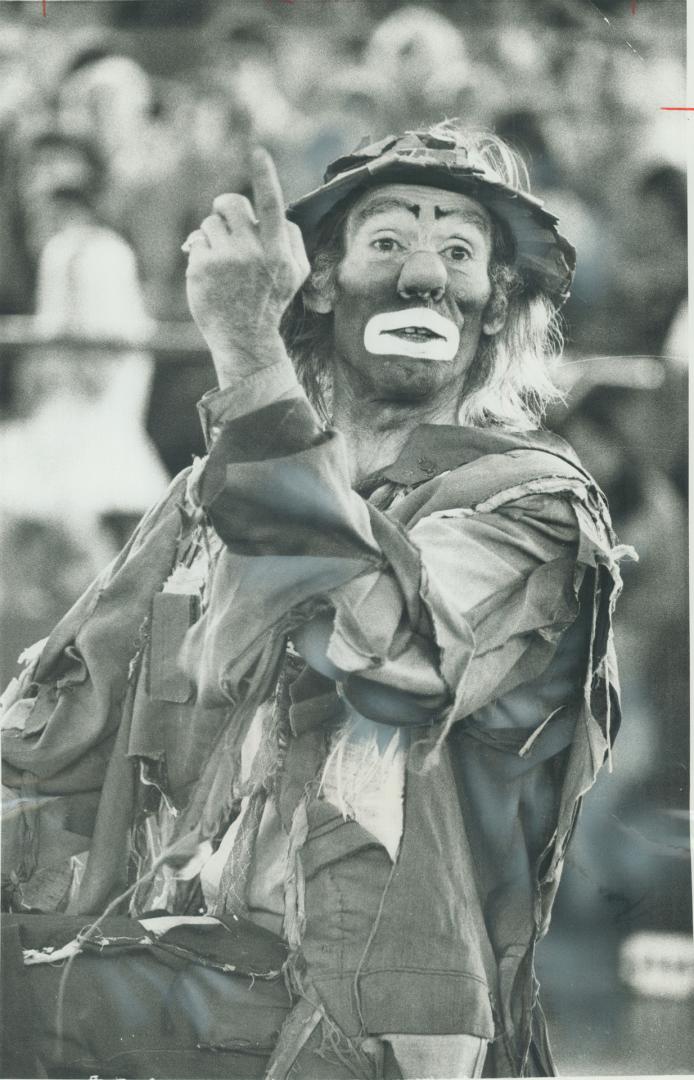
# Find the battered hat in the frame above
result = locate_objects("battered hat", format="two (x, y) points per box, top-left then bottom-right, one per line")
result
(287, 129), (576, 305)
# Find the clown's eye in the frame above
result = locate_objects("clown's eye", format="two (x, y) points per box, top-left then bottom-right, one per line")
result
(371, 237), (402, 253)
(444, 244), (472, 262)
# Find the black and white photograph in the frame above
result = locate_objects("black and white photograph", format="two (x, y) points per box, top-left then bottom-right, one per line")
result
(0, 1), (690, 1077)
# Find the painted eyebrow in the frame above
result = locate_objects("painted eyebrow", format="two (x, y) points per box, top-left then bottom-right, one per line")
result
(352, 197), (490, 236)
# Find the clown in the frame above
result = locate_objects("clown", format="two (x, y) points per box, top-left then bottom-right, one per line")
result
(2, 123), (629, 1080)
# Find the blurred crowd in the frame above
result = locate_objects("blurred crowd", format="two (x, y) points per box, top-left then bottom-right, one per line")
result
(0, 0), (689, 942)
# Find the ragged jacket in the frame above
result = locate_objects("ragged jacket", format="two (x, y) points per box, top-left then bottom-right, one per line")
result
(1, 390), (629, 1077)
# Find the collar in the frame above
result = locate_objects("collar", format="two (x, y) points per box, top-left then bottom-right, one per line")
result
(380, 423), (586, 486)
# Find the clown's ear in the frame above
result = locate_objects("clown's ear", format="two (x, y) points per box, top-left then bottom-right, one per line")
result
(306, 289), (334, 315)
(482, 290), (508, 336)
(303, 281), (334, 314)
(302, 259), (335, 314)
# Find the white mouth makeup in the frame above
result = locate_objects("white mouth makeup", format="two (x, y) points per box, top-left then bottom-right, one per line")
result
(363, 307), (461, 361)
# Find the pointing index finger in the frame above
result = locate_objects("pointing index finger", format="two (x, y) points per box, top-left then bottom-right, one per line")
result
(251, 146), (289, 249)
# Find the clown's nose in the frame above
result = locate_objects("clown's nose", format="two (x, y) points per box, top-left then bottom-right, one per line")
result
(397, 252), (447, 303)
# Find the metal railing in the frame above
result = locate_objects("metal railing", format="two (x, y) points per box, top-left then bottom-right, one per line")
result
(0, 317), (209, 358)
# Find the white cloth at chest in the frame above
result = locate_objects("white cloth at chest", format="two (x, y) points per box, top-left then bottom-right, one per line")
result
(200, 701), (409, 927)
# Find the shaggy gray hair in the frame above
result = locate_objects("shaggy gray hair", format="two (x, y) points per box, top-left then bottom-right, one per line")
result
(281, 121), (564, 431)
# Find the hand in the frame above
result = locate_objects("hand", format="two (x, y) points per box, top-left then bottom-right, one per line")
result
(184, 147), (310, 385)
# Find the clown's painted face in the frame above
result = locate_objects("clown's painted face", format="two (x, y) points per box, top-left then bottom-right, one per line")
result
(327, 184), (505, 404)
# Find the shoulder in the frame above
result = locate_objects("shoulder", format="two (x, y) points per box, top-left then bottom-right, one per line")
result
(405, 432), (597, 523)
(456, 447), (593, 514)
